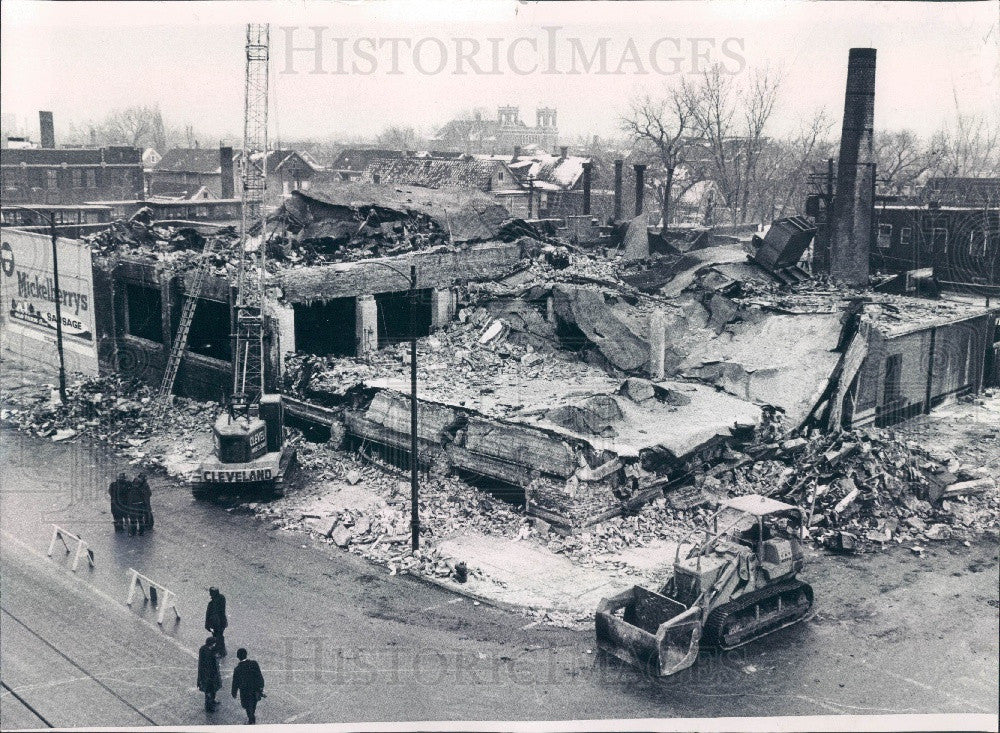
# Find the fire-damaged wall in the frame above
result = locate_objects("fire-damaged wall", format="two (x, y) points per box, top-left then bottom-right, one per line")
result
(334, 383), (756, 533)
(92, 256), (237, 400)
(850, 314), (993, 427)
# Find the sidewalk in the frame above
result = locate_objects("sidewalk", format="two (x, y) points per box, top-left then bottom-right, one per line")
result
(257, 463), (686, 624)
(435, 530), (679, 620)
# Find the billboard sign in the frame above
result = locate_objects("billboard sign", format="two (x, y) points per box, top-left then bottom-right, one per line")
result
(0, 229), (94, 342)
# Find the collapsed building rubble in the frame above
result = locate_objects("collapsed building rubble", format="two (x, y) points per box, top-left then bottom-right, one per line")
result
(4, 368), (995, 571)
(280, 238), (995, 534)
(5, 177), (997, 598)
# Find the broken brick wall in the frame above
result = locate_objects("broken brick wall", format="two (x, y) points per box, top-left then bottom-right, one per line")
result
(93, 255), (234, 401)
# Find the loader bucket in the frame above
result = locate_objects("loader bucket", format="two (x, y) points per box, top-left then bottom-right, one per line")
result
(595, 586), (702, 677)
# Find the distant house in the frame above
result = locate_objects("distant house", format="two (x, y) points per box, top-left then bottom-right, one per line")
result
(251, 149), (323, 201)
(431, 106), (559, 155)
(508, 151), (604, 219)
(674, 179), (726, 225)
(151, 147), (235, 199)
(152, 147), (321, 204)
(328, 148), (408, 180)
(0, 146), (144, 205)
(363, 156), (529, 214)
(142, 148), (162, 169)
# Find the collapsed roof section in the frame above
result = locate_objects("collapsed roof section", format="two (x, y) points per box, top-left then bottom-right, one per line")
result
(85, 209), (240, 276)
(81, 181), (544, 282)
(275, 184), (541, 266)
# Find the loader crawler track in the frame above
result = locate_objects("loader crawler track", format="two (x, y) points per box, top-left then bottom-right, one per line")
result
(702, 579), (813, 650)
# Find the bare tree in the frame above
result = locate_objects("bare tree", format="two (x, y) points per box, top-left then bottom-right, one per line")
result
(874, 129), (929, 195)
(375, 125), (419, 151)
(97, 106), (163, 148)
(926, 110), (1000, 178)
(760, 108), (836, 220)
(683, 65), (783, 223)
(442, 107), (494, 154)
(620, 91), (692, 225)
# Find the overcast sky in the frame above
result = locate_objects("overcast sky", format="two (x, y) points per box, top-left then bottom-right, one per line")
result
(2, 0), (998, 145)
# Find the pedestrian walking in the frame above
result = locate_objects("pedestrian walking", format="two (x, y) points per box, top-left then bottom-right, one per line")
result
(108, 473), (129, 532)
(231, 648), (265, 725)
(197, 637), (221, 712)
(134, 473), (154, 531)
(205, 587), (228, 657)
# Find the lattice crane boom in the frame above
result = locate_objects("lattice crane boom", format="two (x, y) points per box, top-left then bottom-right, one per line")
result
(233, 23), (270, 409)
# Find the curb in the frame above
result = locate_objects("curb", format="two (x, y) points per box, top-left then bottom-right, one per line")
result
(413, 571), (530, 615)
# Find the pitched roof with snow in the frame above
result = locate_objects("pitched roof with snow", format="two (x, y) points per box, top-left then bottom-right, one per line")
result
(508, 154), (593, 191)
(329, 148), (408, 172)
(154, 148), (225, 174)
(365, 158), (522, 192)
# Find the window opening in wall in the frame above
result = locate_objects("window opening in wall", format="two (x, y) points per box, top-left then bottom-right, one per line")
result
(185, 298), (231, 361)
(929, 226), (948, 253)
(883, 353), (902, 406)
(969, 230), (988, 258)
(375, 288), (432, 348)
(125, 282), (163, 342)
(294, 297), (357, 357)
(877, 223), (892, 249)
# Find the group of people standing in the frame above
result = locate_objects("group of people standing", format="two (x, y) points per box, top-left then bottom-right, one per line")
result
(197, 587), (266, 724)
(108, 472), (154, 535)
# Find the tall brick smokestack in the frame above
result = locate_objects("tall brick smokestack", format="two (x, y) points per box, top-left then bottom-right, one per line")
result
(634, 164), (646, 216)
(613, 159), (623, 221)
(830, 48), (876, 285)
(39, 111), (55, 149)
(581, 161), (592, 215)
(219, 146), (235, 199)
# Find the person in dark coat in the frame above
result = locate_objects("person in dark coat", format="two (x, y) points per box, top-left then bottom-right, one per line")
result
(197, 637), (221, 712)
(231, 648), (265, 724)
(108, 473), (129, 531)
(124, 477), (147, 536)
(134, 473), (153, 531)
(205, 587), (228, 657)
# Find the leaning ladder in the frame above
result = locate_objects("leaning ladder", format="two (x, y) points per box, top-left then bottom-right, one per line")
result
(155, 237), (218, 413)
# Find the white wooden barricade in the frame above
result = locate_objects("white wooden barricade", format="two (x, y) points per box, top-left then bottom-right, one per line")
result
(46, 525), (95, 571)
(125, 568), (180, 625)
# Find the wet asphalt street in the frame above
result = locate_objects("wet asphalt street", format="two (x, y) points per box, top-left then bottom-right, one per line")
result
(1, 427), (997, 728)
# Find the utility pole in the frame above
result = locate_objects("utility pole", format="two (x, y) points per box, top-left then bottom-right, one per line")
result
(409, 264), (420, 551)
(48, 214), (67, 404)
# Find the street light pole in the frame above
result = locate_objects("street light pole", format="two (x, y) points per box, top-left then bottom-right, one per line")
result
(409, 264), (419, 551)
(48, 213), (68, 404)
(365, 259), (421, 551)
